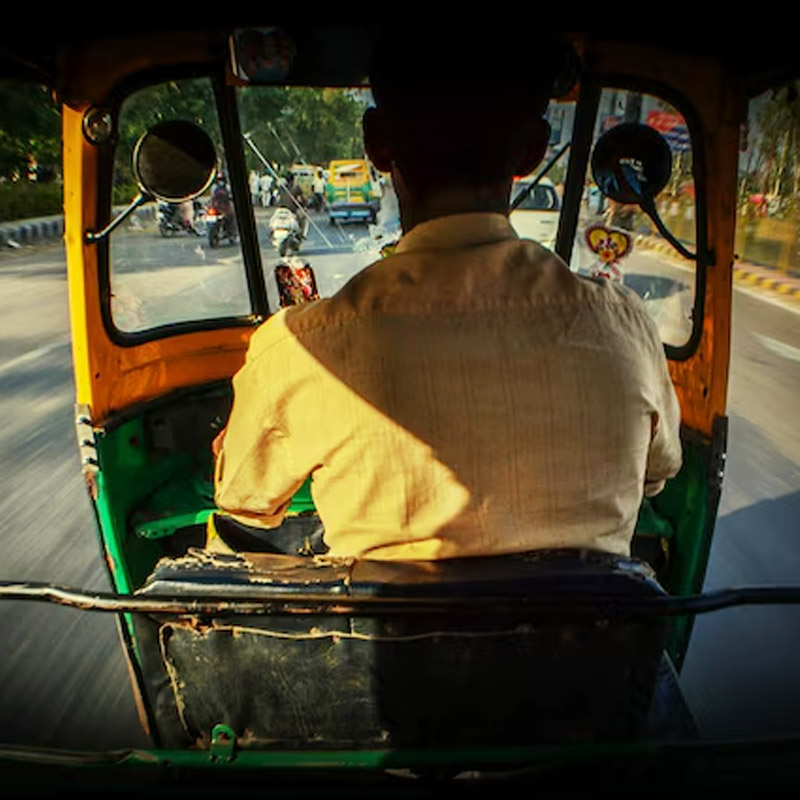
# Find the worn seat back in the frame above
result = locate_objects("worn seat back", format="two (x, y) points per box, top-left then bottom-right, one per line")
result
(133, 548), (669, 750)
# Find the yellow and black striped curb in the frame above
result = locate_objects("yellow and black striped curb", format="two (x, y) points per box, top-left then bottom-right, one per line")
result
(733, 267), (800, 299)
(634, 234), (677, 259)
(634, 233), (800, 300)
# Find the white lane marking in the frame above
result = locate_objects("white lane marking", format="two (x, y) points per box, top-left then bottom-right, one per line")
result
(0, 338), (70, 376)
(753, 333), (800, 363)
(735, 284), (800, 315)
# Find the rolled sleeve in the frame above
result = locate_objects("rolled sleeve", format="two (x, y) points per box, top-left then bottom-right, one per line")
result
(213, 326), (308, 529)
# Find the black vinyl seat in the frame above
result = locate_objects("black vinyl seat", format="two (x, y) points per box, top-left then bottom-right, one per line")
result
(133, 548), (683, 751)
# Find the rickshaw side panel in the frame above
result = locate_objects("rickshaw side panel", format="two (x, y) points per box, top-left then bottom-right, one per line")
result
(581, 45), (739, 661)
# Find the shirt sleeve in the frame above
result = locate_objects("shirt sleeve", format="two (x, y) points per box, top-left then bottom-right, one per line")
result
(213, 324), (309, 529)
(644, 338), (683, 497)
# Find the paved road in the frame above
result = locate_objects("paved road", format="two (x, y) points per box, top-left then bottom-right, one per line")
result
(0, 210), (799, 748)
(0, 203), (394, 750)
(682, 280), (800, 739)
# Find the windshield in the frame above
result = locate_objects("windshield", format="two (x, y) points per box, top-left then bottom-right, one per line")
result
(511, 183), (560, 211)
(106, 82), (582, 333)
(332, 162), (367, 179)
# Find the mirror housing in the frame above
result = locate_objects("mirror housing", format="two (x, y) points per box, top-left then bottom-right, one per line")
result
(591, 123), (672, 205)
(86, 121), (217, 243)
(133, 120), (217, 203)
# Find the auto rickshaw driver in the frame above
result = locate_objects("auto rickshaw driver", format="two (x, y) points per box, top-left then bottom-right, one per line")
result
(209, 26), (682, 561)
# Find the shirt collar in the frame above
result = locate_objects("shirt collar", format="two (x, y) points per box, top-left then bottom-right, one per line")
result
(394, 213), (518, 255)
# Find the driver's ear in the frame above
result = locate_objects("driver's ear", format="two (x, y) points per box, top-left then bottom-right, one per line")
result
(363, 108), (394, 173)
(514, 118), (551, 178)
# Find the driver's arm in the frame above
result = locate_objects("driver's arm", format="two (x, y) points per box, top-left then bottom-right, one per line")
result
(644, 332), (683, 497)
(213, 318), (311, 528)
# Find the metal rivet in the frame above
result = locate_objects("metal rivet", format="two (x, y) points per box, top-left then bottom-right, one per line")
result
(83, 108), (114, 145)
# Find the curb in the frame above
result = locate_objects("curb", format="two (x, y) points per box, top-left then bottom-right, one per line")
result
(0, 216), (64, 249)
(634, 233), (800, 301)
(634, 234), (679, 261)
(1, 206), (158, 250)
(733, 267), (800, 299)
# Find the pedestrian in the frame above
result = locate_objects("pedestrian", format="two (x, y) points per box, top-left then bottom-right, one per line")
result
(259, 171), (273, 207)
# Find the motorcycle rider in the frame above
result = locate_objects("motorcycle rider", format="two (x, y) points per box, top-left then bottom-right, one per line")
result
(275, 173), (308, 239)
(178, 198), (198, 233)
(210, 173), (236, 241)
(158, 199), (199, 235)
(311, 167), (326, 211)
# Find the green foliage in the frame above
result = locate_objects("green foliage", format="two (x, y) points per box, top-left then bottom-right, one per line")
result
(239, 86), (367, 169)
(115, 78), (222, 188)
(0, 76), (367, 220)
(113, 79), (367, 187)
(0, 81), (61, 180)
(113, 181), (139, 207)
(0, 181), (62, 222)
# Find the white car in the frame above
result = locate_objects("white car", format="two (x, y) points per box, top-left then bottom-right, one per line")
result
(509, 177), (561, 251)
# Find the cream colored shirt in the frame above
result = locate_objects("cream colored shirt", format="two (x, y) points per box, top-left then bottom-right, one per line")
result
(214, 213), (682, 560)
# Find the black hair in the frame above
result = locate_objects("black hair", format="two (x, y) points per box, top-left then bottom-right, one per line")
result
(368, 25), (577, 189)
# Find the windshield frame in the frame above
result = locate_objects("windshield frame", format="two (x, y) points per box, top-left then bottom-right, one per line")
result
(98, 62), (707, 359)
(99, 65), (269, 348)
(558, 74), (708, 362)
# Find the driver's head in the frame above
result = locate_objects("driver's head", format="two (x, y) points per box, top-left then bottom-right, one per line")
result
(365, 26), (575, 199)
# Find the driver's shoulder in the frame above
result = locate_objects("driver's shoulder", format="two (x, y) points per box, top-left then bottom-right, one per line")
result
(246, 298), (342, 357)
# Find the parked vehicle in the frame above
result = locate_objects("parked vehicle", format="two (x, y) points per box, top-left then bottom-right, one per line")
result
(289, 162), (318, 197)
(509, 176), (560, 250)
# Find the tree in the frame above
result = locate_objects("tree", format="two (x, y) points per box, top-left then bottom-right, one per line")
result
(239, 86), (367, 169)
(0, 80), (61, 180)
(113, 81), (367, 190)
(749, 83), (800, 216)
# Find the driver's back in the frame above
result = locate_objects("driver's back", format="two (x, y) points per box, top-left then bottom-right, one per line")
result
(214, 212), (682, 560)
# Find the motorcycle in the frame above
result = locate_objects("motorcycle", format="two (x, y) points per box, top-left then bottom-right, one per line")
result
(205, 204), (237, 248)
(269, 206), (305, 256)
(157, 200), (203, 236)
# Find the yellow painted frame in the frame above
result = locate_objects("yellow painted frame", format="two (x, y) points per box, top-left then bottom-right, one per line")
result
(62, 37), (738, 437)
(63, 103), (253, 426)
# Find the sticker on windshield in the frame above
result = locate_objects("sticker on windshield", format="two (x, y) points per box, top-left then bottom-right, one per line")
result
(585, 224), (632, 281)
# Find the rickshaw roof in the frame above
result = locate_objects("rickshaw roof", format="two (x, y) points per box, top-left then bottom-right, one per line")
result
(2, 22), (799, 99)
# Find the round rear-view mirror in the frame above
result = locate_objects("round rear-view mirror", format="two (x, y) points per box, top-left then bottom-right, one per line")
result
(591, 123), (672, 205)
(133, 120), (217, 202)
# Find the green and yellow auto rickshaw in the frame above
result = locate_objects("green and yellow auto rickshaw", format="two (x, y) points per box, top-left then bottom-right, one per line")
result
(325, 158), (379, 224)
(2, 21), (800, 795)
